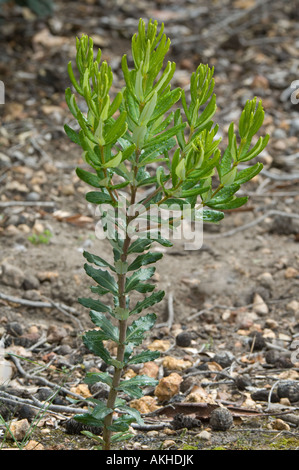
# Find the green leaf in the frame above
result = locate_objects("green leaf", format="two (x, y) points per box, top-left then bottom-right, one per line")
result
(64, 124), (81, 145)
(239, 135), (270, 162)
(85, 191), (114, 205)
(116, 404), (144, 426)
(89, 311), (119, 343)
(181, 185), (211, 198)
(84, 371), (113, 387)
(107, 415), (135, 432)
(175, 158), (186, 180)
(143, 123), (186, 151)
(125, 313), (157, 345)
(148, 88), (181, 123)
(104, 111), (128, 145)
(127, 252), (163, 271)
(76, 167), (102, 188)
(74, 401), (112, 426)
(113, 306), (130, 320)
(127, 349), (160, 365)
(83, 330), (112, 363)
(150, 233), (173, 248)
(84, 263), (118, 295)
(125, 267), (156, 293)
(117, 375), (158, 398)
(83, 250), (116, 272)
(198, 209), (225, 223)
(127, 238), (153, 254)
(78, 297), (112, 314)
(102, 150), (123, 169)
(234, 162), (263, 185)
(209, 183), (240, 205)
(171, 148), (180, 186)
(81, 431), (104, 446)
(110, 432), (135, 443)
(207, 196), (248, 210)
(130, 290), (165, 315)
(139, 137), (176, 166)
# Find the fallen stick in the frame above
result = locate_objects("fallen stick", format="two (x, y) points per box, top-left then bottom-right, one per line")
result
(0, 292), (83, 330)
(0, 292), (79, 314)
(205, 210), (299, 239)
(8, 355), (89, 403)
(0, 201), (55, 208)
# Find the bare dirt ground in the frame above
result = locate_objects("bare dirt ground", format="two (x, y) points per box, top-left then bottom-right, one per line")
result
(0, 0), (299, 451)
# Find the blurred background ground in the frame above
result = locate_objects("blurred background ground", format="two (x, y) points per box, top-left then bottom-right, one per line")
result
(0, 0), (299, 450)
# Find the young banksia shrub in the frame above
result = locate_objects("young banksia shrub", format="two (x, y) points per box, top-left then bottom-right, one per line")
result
(64, 18), (269, 450)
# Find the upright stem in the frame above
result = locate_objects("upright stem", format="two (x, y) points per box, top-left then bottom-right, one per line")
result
(102, 157), (139, 450)
(102, 234), (131, 450)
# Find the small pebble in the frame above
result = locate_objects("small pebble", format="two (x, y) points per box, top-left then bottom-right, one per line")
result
(248, 331), (266, 351)
(22, 273), (40, 291)
(213, 351), (235, 368)
(196, 430), (211, 440)
(26, 191), (40, 202)
(18, 404), (37, 422)
(252, 293), (269, 315)
(162, 439), (176, 449)
(277, 381), (299, 403)
(272, 419), (290, 431)
(209, 407), (233, 431)
(6, 321), (23, 337)
(175, 331), (192, 348)
(0, 262), (25, 288)
(251, 389), (279, 403)
(8, 419), (30, 441)
(235, 374), (252, 391)
(35, 387), (54, 402)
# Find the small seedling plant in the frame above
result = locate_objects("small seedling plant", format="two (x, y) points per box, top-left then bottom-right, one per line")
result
(65, 19), (269, 450)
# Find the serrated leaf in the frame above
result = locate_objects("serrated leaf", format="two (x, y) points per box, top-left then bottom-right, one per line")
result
(84, 263), (118, 295)
(74, 413), (104, 428)
(83, 250), (116, 272)
(127, 252), (163, 271)
(84, 371), (113, 387)
(78, 296), (112, 314)
(130, 290), (165, 315)
(89, 311), (119, 343)
(116, 404), (144, 426)
(83, 330), (112, 363)
(107, 415), (135, 432)
(127, 237), (153, 254)
(127, 349), (160, 365)
(125, 313), (157, 345)
(125, 267), (156, 293)
(117, 375), (158, 398)
(74, 401), (112, 427)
